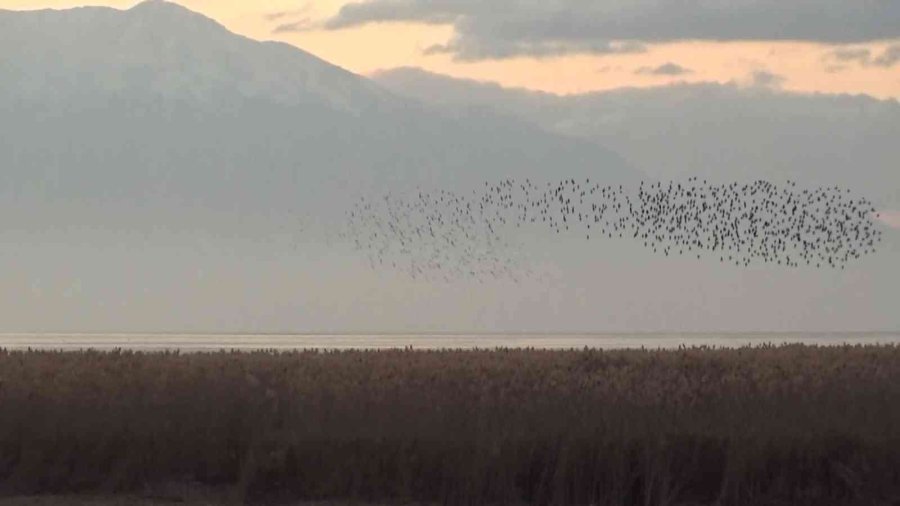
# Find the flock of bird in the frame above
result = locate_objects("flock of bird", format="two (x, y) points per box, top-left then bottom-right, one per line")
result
(344, 178), (884, 281)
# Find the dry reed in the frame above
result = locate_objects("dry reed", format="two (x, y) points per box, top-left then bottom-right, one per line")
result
(0, 345), (899, 505)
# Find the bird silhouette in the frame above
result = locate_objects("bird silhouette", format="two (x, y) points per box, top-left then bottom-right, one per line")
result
(344, 178), (883, 281)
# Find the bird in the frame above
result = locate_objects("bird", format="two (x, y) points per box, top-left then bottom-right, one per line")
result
(343, 177), (883, 282)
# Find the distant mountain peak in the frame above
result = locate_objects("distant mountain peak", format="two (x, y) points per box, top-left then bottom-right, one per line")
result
(128, 0), (209, 19)
(130, 0), (171, 8)
(0, 1), (395, 112)
(125, 0), (228, 33)
(132, 0), (171, 6)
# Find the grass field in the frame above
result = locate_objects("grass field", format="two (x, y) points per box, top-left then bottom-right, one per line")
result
(1, 345), (899, 505)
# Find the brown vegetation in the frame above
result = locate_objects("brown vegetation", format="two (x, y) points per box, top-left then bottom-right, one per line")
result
(1, 345), (899, 505)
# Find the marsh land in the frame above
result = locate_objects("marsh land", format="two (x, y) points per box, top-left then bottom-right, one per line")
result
(1, 346), (898, 505)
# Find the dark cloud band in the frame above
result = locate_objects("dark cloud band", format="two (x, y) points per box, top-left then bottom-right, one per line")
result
(635, 63), (692, 76)
(825, 43), (900, 69)
(322, 0), (900, 60)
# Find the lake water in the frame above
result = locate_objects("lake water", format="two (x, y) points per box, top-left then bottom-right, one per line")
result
(1, 332), (898, 352)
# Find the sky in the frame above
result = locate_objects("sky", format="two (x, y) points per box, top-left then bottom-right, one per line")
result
(2, 0), (899, 98)
(1, 0), (899, 333)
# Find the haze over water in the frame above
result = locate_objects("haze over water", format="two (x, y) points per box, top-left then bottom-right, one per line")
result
(2, 332), (898, 352)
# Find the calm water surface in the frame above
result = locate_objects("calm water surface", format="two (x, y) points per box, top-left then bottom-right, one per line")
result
(1, 333), (898, 352)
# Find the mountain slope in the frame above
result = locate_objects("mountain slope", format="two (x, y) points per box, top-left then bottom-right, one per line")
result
(0, 2), (639, 239)
(0, 0), (391, 111)
(374, 67), (900, 207)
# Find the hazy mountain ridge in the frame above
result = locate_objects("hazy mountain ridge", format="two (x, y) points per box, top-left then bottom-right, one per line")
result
(374, 67), (900, 207)
(0, 0), (637, 232)
(0, 0), (392, 112)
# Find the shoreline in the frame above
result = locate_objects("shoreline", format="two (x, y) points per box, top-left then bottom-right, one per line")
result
(1, 332), (898, 353)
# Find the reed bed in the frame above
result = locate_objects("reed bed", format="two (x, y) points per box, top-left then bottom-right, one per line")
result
(0, 345), (899, 505)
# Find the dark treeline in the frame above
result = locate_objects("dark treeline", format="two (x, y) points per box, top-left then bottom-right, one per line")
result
(1, 345), (899, 505)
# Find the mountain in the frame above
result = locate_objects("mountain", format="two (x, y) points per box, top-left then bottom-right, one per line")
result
(0, 1), (637, 233)
(0, 0), (391, 110)
(374, 67), (900, 208)
(0, 1), (645, 332)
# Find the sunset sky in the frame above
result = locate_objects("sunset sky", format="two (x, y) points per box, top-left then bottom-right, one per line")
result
(2, 0), (899, 98)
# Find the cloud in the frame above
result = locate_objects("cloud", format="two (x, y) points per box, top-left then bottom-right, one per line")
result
(830, 47), (872, 64)
(273, 19), (315, 33)
(265, 4), (315, 31)
(874, 210), (900, 229)
(635, 62), (692, 76)
(749, 70), (786, 88)
(424, 39), (645, 61)
(323, 3), (458, 29)
(873, 44), (900, 67)
(264, 11), (291, 22)
(323, 0), (900, 60)
(824, 43), (900, 69)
